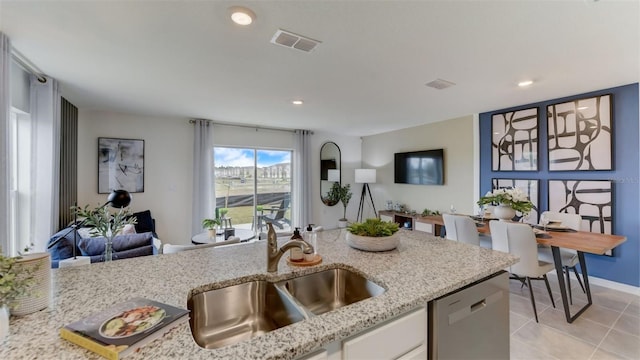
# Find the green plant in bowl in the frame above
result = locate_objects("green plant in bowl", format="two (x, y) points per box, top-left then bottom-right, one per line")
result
(347, 218), (399, 237)
(202, 218), (220, 230)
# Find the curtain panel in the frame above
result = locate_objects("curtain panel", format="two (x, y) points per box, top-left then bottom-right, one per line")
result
(293, 130), (312, 228)
(191, 119), (215, 235)
(0, 33), (10, 254)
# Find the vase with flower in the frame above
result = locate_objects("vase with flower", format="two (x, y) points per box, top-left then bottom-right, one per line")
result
(72, 205), (136, 261)
(477, 188), (533, 221)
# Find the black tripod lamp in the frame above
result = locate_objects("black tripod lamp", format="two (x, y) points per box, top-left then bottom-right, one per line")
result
(355, 169), (377, 222)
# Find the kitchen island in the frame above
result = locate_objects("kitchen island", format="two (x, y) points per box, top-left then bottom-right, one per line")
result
(2, 229), (517, 360)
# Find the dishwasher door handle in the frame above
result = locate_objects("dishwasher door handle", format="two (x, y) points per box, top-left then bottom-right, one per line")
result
(448, 290), (503, 325)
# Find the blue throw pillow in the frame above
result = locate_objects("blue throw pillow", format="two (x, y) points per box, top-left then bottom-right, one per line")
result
(47, 227), (79, 260)
(78, 232), (153, 256)
(131, 210), (154, 234)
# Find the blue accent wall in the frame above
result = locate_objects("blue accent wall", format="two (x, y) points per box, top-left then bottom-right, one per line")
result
(480, 83), (639, 286)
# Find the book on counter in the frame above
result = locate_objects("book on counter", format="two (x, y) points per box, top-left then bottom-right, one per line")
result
(60, 297), (189, 360)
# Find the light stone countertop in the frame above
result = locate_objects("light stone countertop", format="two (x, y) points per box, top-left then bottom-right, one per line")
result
(2, 229), (517, 360)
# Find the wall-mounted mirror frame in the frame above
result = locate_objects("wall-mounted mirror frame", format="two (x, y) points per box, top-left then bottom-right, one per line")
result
(320, 142), (341, 206)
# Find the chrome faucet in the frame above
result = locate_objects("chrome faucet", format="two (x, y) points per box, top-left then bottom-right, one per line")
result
(266, 223), (314, 273)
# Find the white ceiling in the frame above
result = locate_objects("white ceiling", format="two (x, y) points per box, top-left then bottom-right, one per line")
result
(1, 0), (638, 136)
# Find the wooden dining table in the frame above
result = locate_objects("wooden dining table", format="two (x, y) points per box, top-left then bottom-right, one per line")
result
(473, 219), (627, 323)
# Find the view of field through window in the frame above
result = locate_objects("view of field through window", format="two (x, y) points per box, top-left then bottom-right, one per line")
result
(214, 147), (292, 232)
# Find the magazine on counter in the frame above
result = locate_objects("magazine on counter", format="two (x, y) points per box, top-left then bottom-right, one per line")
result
(60, 297), (189, 360)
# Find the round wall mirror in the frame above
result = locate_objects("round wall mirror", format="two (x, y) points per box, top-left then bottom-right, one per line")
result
(320, 142), (341, 206)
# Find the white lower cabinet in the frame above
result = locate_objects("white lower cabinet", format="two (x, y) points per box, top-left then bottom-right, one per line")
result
(413, 221), (433, 234)
(297, 306), (427, 360)
(380, 214), (393, 223)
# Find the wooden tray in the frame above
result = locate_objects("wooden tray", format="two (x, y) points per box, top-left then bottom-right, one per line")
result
(287, 254), (322, 266)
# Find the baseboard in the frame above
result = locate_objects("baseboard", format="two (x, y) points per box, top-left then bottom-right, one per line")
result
(549, 270), (640, 296)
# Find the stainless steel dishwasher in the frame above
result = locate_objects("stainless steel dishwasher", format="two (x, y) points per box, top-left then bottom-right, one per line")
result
(428, 271), (509, 359)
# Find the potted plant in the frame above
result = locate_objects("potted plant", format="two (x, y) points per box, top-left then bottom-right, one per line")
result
(477, 187), (533, 221)
(72, 205), (137, 261)
(345, 218), (400, 252)
(0, 248), (38, 339)
(327, 182), (352, 228)
(202, 218), (221, 238)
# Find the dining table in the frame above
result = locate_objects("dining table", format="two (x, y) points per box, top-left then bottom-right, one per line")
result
(472, 218), (627, 323)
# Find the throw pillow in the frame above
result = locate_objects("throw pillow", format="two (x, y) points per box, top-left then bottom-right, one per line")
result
(78, 232), (153, 256)
(130, 210), (154, 234)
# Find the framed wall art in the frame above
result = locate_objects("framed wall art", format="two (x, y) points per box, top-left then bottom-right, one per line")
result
(492, 178), (539, 224)
(98, 137), (145, 194)
(547, 94), (613, 171)
(548, 179), (613, 255)
(491, 107), (538, 171)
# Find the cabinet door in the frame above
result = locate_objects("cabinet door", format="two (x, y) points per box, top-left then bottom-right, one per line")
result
(414, 221), (433, 234)
(297, 349), (328, 360)
(380, 214), (393, 222)
(342, 307), (426, 360)
(397, 344), (427, 360)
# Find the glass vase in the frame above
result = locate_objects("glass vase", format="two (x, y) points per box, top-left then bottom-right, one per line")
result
(104, 236), (114, 262)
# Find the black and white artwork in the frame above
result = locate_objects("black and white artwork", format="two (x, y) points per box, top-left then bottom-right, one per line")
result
(492, 107), (538, 171)
(98, 138), (145, 193)
(492, 178), (539, 224)
(547, 94), (613, 171)
(548, 180), (613, 255)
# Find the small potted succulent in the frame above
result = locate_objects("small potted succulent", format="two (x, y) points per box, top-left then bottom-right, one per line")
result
(202, 218), (221, 238)
(346, 218), (400, 252)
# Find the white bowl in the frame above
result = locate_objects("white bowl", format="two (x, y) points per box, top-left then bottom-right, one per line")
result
(345, 232), (400, 252)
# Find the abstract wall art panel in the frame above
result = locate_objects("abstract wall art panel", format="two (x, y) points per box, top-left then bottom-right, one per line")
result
(98, 137), (145, 193)
(492, 178), (539, 224)
(547, 94), (613, 171)
(491, 107), (538, 171)
(548, 179), (613, 255)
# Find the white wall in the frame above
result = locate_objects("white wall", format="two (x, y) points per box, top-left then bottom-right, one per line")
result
(78, 110), (193, 244)
(361, 115), (475, 217)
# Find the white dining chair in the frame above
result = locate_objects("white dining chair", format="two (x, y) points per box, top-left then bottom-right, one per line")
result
(536, 211), (585, 304)
(442, 214), (480, 246)
(490, 220), (556, 322)
(162, 237), (241, 254)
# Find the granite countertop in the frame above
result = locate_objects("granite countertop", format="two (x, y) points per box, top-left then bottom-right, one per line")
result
(2, 229), (517, 360)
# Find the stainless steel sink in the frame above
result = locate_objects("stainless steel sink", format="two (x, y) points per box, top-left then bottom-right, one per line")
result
(188, 268), (385, 349)
(188, 280), (306, 349)
(281, 268), (385, 316)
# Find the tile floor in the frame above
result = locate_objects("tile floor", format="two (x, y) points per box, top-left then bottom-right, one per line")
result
(509, 274), (640, 359)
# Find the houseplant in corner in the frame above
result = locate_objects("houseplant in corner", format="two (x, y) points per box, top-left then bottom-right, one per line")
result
(202, 218), (221, 238)
(327, 182), (352, 228)
(477, 187), (533, 221)
(346, 218), (400, 252)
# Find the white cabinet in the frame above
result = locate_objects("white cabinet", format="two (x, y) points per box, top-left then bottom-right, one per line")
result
(414, 221), (433, 234)
(380, 214), (393, 223)
(297, 307), (427, 360)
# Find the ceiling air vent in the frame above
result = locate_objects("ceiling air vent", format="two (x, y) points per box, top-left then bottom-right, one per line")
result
(271, 29), (321, 53)
(425, 79), (456, 90)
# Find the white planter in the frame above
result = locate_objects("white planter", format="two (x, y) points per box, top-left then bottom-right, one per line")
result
(338, 219), (348, 228)
(0, 305), (8, 341)
(346, 231), (400, 252)
(494, 204), (516, 221)
(11, 253), (51, 316)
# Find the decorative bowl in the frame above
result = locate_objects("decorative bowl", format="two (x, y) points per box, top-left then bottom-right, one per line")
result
(345, 231), (400, 252)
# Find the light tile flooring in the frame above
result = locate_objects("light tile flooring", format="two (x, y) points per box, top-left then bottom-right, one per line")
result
(509, 274), (640, 359)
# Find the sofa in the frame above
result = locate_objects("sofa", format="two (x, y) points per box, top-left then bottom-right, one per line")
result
(47, 210), (161, 268)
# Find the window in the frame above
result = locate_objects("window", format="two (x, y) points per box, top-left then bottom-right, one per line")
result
(8, 108), (33, 255)
(214, 147), (292, 234)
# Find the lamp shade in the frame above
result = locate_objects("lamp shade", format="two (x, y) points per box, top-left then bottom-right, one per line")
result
(355, 169), (376, 184)
(327, 169), (340, 182)
(106, 189), (132, 208)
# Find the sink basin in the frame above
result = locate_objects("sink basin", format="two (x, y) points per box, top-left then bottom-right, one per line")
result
(188, 280), (306, 349)
(281, 268), (385, 315)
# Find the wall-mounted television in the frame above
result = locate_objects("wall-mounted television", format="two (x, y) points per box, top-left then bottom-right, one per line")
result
(394, 149), (444, 185)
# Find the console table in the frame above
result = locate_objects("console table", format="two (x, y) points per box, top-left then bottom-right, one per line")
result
(379, 210), (444, 236)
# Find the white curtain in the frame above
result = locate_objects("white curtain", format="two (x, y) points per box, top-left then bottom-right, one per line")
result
(29, 75), (61, 251)
(292, 130), (312, 228)
(191, 119), (215, 235)
(0, 33), (10, 255)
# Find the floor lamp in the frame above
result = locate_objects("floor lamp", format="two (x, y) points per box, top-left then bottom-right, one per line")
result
(355, 169), (377, 222)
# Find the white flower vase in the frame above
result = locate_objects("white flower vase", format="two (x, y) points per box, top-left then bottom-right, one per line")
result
(494, 204), (516, 221)
(0, 305), (8, 341)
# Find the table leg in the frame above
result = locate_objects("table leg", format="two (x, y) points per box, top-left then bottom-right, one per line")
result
(552, 246), (592, 323)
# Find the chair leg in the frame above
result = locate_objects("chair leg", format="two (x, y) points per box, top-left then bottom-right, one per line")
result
(526, 277), (539, 323)
(565, 266), (573, 305)
(573, 266), (586, 293)
(543, 274), (555, 308)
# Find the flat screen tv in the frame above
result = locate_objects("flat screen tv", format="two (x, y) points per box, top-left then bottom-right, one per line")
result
(394, 149), (444, 185)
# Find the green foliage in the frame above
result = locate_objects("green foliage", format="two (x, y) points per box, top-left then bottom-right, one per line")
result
(72, 205), (137, 239)
(421, 209), (441, 216)
(0, 249), (38, 309)
(327, 183), (352, 220)
(477, 188), (533, 215)
(347, 218), (399, 237)
(219, 208), (229, 217)
(202, 218), (220, 230)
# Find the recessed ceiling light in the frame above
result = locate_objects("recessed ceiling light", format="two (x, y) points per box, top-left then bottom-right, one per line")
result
(518, 80), (533, 87)
(229, 6), (255, 25)
(292, 100), (304, 105)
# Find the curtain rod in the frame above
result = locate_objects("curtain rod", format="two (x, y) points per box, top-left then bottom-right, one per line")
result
(11, 47), (47, 83)
(189, 119), (312, 134)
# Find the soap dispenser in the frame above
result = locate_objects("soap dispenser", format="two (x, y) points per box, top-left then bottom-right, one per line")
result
(304, 224), (317, 261)
(289, 228), (304, 262)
